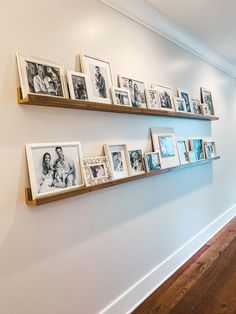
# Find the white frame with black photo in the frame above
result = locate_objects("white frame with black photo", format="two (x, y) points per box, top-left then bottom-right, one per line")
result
(200, 87), (215, 116)
(82, 156), (112, 186)
(110, 87), (132, 106)
(126, 148), (145, 176)
(26, 142), (84, 200)
(144, 152), (161, 172)
(189, 138), (205, 161)
(177, 139), (190, 165)
(204, 141), (217, 159)
(145, 88), (160, 110)
(191, 98), (202, 115)
(103, 144), (129, 179)
(16, 52), (67, 100)
(151, 127), (180, 169)
(118, 75), (147, 108)
(67, 70), (89, 101)
(173, 97), (186, 113)
(178, 89), (192, 113)
(151, 84), (174, 111)
(80, 54), (113, 104)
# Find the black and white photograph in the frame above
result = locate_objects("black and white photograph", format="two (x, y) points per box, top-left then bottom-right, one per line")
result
(145, 152), (161, 172)
(111, 87), (131, 106)
(177, 140), (190, 165)
(26, 142), (84, 200)
(103, 144), (129, 179)
(118, 75), (146, 108)
(190, 139), (205, 161)
(80, 54), (113, 104)
(127, 149), (145, 175)
(152, 84), (174, 111)
(201, 87), (215, 115)
(16, 52), (67, 99)
(191, 98), (202, 114)
(178, 89), (192, 113)
(201, 103), (210, 115)
(145, 88), (160, 109)
(67, 70), (89, 100)
(82, 156), (112, 186)
(204, 141), (217, 159)
(173, 97), (186, 112)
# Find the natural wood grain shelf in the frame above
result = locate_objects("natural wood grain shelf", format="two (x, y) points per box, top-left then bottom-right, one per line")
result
(18, 91), (219, 121)
(25, 156), (220, 206)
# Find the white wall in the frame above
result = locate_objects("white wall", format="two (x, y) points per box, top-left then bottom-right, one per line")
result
(0, 0), (235, 313)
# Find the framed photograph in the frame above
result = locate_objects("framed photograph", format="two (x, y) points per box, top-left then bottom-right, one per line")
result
(152, 84), (174, 111)
(200, 103), (211, 115)
(144, 152), (161, 172)
(67, 70), (89, 100)
(200, 87), (215, 115)
(177, 140), (190, 165)
(178, 89), (192, 113)
(188, 151), (198, 163)
(80, 54), (113, 104)
(110, 87), (131, 106)
(191, 98), (202, 115)
(145, 88), (160, 109)
(16, 52), (67, 99)
(189, 139), (205, 161)
(151, 127), (180, 169)
(173, 97), (186, 112)
(126, 149), (145, 176)
(26, 142), (84, 200)
(82, 156), (112, 186)
(204, 141), (217, 159)
(118, 75), (146, 108)
(103, 144), (129, 179)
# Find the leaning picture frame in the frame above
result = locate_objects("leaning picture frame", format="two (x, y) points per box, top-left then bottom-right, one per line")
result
(126, 148), (145, 176)
(204, 141), (217, 159)
(145, 88), (160, 109)
(80, 54), (113, 104)
(82, 156), (112, 186)
(191, 98), (202, 115)
(67, 70), (89, 100)
(26, 142), (84, 200)
(16, 52), (67, 100)
(173, 97), (186, 113)
(144, 152), (161, 172)
(110, 87), (132, 106)
(151, 84), (174, 111)
(189, 138), (205, 161)
(178, 89), (192, 113)
(200, 87), (215, 115)
(177, 140), (190, 165)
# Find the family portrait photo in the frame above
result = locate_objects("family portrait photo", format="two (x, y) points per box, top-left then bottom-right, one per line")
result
(127, 149), (144, 175)
(83, 156), (112, 186)
(152, 84), (174, 111)
(111, 87), (131, 106)
(80, 54), (113, 104)
(67, 71), (88, 100)
(145, 88), (160, 109)
(145, 152), (161, 172)
(16, 52), (66, 99)
(201, 87), (215, 115)
(178, 89), (192, 113)
(26, 142), (84, 200)
(119, 75), (146, 108)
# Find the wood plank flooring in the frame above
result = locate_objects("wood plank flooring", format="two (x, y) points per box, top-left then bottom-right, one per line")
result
(133, 217), (236, 314)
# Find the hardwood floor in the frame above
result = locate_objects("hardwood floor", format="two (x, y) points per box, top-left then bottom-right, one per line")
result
(133, 217), (236, 314)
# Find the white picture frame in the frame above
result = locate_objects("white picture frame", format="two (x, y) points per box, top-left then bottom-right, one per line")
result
(82, 156), (112, 186)
(177, 140), (190, 165)
(67, 70), (89, 100)
(173, 97), (186, 112)
(204, 141), (217, 159)
(151, 84), (174, 111)
(145, 88), (160, 109)
(110, 87), (132, 106)
(189, 138), (205, 161)
(200, 87), (215, 115)
(144, 152), (161, 172)
(191, 98), (202, 115)
(178, 89), (192, 113)
(126, 148), (145, 176)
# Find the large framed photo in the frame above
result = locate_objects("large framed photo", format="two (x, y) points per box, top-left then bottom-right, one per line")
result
(151, 127), (180, 169)
(173, 97), (186, 113)
(200, 87), (215, 115)
(26, 142), (84, 200)
(191, 98), (202, 115)
(178, 89), (192, 113)
(104, 144), (129, 179)
(126, 149), (145, 176)
(16, 52), (67, 99)
(204, 141), (217, 159)
(67, 70), (89, 100)
(80, 54), (113, 104)
(110, 87), (131, 106)
(144, 152), (161, 172)
(145, 88), (160, 109)
(82, 156), (112, 186)
(189, 139), (205, 161)
(152, 84), (174, 111)
(177, 140), (190, 165)
(118, 75), (146, 108)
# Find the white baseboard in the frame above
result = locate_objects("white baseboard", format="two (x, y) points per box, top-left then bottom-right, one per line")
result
(99, 203), (236, 314)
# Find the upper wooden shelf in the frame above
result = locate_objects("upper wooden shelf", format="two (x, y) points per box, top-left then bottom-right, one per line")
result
(18, 91), (219, 121)
(25, 156), (220, 206)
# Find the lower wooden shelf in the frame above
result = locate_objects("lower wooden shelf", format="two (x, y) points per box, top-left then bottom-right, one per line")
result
(25, 156), (220, 206)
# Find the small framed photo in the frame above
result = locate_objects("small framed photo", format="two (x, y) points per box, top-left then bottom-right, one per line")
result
(26, 142), (84, 200)
(188, 151), (198, 163)
(82, 156), (112, 186)
(200, 87), (215, 115)
(191, 98), (202, 114)
(110, 87), (131, 106)
(178, 89), (192, 113)
(177, 140), (190, 165)
(80, 54), (113, 104)
(200, 103), (210, 115)
(144, 152), (161, 172)
(152, 84), (174, 111)
(173, 97), (186, 112)
(16, 52), (67, 99)
(126, 149), (145, 176)
(204, 141), (217, 159)
(118, 75), (146, 108)
(151, 127), (180, 169)
(145, 88), (160, 109)
(189, 139), (205, 161)
(67, 70), (89, 100)
(104, 144), (129, 179)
